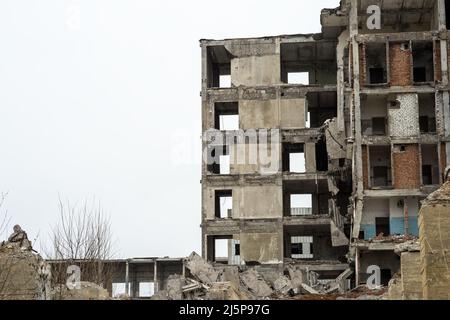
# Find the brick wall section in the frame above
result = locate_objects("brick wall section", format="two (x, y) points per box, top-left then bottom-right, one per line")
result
(359, 44), (366, 86)
(434, 41), (442, 83)
(393, 144), (421, 189)
(389, 42), (412, 86)
(362, 145), (369, 189)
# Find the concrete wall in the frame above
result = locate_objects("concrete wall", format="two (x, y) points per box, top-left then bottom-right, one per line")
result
(231, 55), (280, 87)
(239, 185), (282, 219)
(240, 232), (282, 264)
(230, 142), (280, 175)
(280, 98), (306, 129)
(400, 252), (423, 300)
(239, 98), (306, 130)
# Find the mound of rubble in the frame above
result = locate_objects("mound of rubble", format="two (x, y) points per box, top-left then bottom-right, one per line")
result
(0, 242), (50, 300)
(151, 252), (382, 300)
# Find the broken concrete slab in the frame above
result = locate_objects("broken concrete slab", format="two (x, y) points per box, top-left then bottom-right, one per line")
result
(166, 274), (184, 300)
(185, 252), (221, 285)
(205, 282), (251, 300)
(52, 282), (109, 300)
(239, 269), (273, 298)
(273, 275), (293, 295)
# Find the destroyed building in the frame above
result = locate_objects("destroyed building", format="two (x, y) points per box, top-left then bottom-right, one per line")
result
(200, 0), (450, 288)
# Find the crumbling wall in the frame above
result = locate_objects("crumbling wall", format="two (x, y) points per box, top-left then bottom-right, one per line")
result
(419, 182), (450, 300)
(400, 251), (422, 300)
(389, 43), (412, 86)
(393, 144), (421, 189)
(0, 244), (50, 300)
(240, 232), (281, 264)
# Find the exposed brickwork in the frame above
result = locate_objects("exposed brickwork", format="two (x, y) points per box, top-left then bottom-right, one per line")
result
(393, 144), (421, 189)
(389, 42), (412, 86)
(434, 41), (442, 83)
(362, 145), (369, 190)
(359, 44), (366, 86)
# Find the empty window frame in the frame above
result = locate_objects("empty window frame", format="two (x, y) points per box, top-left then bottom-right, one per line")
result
(214, 102), (239, 131)
(230, 239), (241, 265)
(412, 42), (434, 83)
(361, 95), (388, 136)
(288, 72), (310, 85)
(306, 92), (338, 128)
(447, 0), (450, 29)
(207, 146), (231, 175)
(283, 143), (305, 173)
(215, 190), (233, 219)
(291, 236), (313, 259)
(365, 43), (388, 85)
(281, 42), (337, 86)
(372, 118), (387, 135)
(419, 93), (436, 133)
(315, 139), (329, 172)
(138, 282), (155, 298)
(290, 194), (313, 216)
(112, 283), (128, 298)
(369, 146), (392, 187)
(421, 144), (439, 185)
(207, 46), (232, 88)
(375, 217), (390, 237)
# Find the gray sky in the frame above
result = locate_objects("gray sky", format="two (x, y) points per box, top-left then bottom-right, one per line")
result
(0, 0), (339, 258)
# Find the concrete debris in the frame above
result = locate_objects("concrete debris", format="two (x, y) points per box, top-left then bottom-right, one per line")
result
(273, 276), (293, 295)
(301, 283), (320, 295)
(239, 269), (273, 298)
(52, 282), (109, 300)
(1, 225), (33, 251)
(205, 282), (251, 300)
(0, 239), (51, 300)
(394, 240), (420, 254)
(185, 252), (221, 285)
(167, 274), (184, 300)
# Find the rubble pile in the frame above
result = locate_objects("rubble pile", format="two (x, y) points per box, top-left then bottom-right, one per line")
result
(0, 226), (51, 300)
(152, 252), (359, 300)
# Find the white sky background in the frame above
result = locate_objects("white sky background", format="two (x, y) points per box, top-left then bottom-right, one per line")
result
(0, 0), (339, 258)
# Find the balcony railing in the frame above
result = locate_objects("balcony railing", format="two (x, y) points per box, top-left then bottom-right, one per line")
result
(290, 207), (313, 216)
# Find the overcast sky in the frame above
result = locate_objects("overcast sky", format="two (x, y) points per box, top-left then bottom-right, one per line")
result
(0, 0), (339, 258)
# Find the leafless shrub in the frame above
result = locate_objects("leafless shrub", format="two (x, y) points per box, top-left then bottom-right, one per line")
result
(48, 197), (116, 298)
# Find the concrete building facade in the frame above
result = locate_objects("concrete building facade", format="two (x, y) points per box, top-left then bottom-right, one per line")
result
(200, 0), (450, 286)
